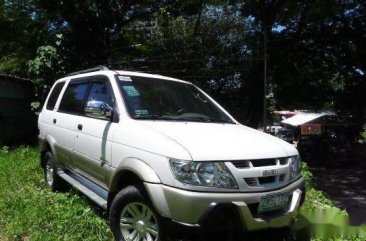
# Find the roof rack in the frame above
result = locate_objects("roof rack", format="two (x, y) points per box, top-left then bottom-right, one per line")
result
(67, 65), (109, 76)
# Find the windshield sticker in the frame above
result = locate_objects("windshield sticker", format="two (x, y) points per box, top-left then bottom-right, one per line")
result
(118, 76), (132, 82)
(135, 109), (149, 115)
(122, 86), (140, 96)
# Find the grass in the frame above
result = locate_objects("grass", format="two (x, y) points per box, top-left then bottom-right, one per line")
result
(0, 146), (112, 241)
(0, 146), (364, 240)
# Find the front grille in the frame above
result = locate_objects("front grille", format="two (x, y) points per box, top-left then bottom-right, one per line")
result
(231, 160), (250, 169)
(244, 178), (257, 186)
(231, 158), (288, 169)
(279, 158), (288, 165)
(258, 176), (276, 184)
(251, 158), (276, 167)
(230, 157), (290, 189)
(245, 176), (278, 186)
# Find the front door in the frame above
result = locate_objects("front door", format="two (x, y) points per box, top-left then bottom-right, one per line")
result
(72, 75), (117, 189)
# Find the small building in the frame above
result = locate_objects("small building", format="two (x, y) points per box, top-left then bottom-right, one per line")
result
(0, 73), (36, 145)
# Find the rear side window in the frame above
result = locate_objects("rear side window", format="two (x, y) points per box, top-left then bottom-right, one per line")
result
(46, 82), (65, 110)
(58, 81), (89, 114)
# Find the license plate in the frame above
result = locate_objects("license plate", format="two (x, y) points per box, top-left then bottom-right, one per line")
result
(262, 169), (279, 176)
(258, 193), (289, 214)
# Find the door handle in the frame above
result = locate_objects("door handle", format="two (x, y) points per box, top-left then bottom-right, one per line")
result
(53, 119), (56, 124)
(77, 124), (83, 130)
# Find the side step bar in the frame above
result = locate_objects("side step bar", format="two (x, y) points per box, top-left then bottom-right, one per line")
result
(57, 170), (108, 209)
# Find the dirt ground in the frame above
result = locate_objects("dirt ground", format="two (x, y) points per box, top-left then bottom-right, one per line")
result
(309, 143), (366, 226)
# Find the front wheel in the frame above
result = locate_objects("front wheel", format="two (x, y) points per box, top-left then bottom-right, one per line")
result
(109, 185), (164, 241)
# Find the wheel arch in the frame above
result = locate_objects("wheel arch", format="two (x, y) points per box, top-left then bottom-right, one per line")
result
(39, 135), (57, 168)
(107, 158), (161, 210)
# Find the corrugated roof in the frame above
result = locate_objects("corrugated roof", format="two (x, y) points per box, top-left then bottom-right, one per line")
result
(281, 113), (327, 126)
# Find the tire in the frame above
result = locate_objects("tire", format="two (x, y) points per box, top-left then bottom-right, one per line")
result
(109, 185), (164, 241)
(43, 151), (67, 191)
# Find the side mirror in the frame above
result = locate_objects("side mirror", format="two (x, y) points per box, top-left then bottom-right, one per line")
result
(85, 101), (116, 121)
(105, 108), (119, 122)
(105, 108), (113, 120)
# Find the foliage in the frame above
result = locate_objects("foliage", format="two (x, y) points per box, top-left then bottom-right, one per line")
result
(0, 55), (25, 74)
(0, 0), (365, 127)
(27, 45), (60, 111)
(128, 4), (265, 125)
(0, 0), (49, 76)
(0, 147), (112, 241)
(28, 46), (58, 76)
(32, 0), (176, 70)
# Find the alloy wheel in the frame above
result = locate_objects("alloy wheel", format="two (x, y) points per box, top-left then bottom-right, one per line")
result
(120, 202), (159, 241)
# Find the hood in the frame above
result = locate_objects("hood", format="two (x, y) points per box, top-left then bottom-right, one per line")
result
(139, 121), (298, 161)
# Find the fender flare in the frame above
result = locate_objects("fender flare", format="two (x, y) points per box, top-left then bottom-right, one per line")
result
(109, 157), (161, 189)
(39, 135), (58, 163)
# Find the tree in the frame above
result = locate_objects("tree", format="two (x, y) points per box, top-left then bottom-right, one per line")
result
(129, 4), (260, 125)
(0, 0), (49, 75)
(34, 0), (192, 72)
(1, 0), (364, 128)
(237, 0), (365, 126)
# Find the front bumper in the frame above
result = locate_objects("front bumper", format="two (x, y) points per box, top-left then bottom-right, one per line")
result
(144, 177), (305, 231)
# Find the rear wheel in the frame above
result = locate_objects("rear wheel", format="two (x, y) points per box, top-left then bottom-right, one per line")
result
(43, 151), (67, 191)
(109, 185), (164, 241)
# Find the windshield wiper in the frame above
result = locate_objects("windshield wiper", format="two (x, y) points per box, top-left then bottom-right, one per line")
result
(178, 116), (233, 124)
(134, 113), (233, 124)
(133, 114), (177, 121)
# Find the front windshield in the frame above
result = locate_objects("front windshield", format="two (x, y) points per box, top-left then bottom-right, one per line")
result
(117, 75), (234, 124)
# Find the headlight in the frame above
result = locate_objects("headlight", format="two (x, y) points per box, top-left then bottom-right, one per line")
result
(289, 155), (301, 180)
(170, 159), (238, 189)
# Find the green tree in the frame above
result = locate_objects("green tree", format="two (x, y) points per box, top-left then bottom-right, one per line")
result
(0, 0), (49, 75)
(2, 0), (364, 127)
(34, 0), (188, 71)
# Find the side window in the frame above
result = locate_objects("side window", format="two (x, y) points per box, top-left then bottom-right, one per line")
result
(85, 78), (115, 119)
(58, 81), (89, 114)
(46, 82), (65, 110)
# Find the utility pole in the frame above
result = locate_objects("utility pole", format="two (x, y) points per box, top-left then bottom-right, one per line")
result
(263, 27), (268, 128)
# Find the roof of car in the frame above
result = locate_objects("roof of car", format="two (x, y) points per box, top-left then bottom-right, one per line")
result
(114, 70), (189, 84)
(57, 68), (189, 84)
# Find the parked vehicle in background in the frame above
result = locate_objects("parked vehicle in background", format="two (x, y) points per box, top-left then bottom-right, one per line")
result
(38, 66), (305, 241)
(264, 125), (283, 135)
(276, 128), (294, 144)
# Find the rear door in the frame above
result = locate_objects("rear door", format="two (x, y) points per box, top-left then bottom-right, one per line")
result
(56, 79), (90, 169)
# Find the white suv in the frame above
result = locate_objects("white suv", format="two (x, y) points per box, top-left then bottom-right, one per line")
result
(38, 66), (305, 241)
